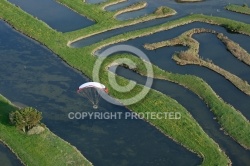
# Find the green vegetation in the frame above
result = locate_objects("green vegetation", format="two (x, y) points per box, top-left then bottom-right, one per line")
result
(0, 95), (92, 166)
(226, 4), (250, 15)
(154, 6), (174, 15)
(1, 0), (250, 165)
(9, 107), (42, 133)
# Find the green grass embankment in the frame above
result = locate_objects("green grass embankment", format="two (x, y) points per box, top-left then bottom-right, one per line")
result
(0, 95), (92, 166)
(226, 4), (250, 15)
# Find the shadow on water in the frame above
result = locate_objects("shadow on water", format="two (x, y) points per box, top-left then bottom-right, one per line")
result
(7, 0), (94, 32)
(111, 66), (250, 166)
(0, 20), (201, 165)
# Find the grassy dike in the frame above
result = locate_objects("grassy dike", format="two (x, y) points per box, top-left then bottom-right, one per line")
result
(0, 95), (92, 166)
(225, 4), (250, 15)
(1, 0), (250, 165)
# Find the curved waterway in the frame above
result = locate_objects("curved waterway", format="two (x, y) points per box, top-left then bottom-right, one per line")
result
(96, 22), (250, 121)
(0, 20), (201, 165)
(0, 142), (22, 166)
(104, 0), (250, 22)
(7, 0), (94, 32)
(110, 65), (250, 166)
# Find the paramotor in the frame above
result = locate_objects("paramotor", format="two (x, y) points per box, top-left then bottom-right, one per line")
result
(77, 82), (108, 109)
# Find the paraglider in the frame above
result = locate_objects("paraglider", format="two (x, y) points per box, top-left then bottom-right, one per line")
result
(77, 82), (108, 109)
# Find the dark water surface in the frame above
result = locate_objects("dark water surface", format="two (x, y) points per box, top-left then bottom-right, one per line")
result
(0, 20), (200, 166)
(111, 66), (250, 166)
(0, 143), (22, 166)
(7, 0), (94, 32)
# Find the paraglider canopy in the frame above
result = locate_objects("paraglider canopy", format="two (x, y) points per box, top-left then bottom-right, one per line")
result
(77, 82), (108, 109)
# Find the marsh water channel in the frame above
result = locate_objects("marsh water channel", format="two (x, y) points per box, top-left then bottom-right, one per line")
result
(1, 0), (250, 165)
(0, 21), (201, 165)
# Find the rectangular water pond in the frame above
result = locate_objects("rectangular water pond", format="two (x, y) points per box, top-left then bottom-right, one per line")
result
(8, 0), (94, 32)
